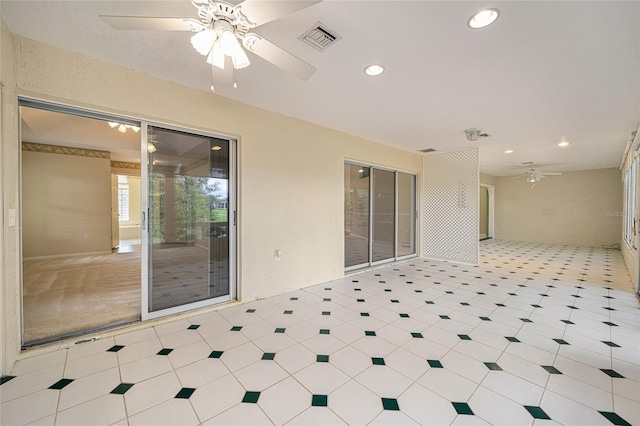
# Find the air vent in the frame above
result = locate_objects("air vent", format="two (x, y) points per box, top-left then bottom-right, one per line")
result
(420, 148), (437, 153)
(300, 22), (341, 51)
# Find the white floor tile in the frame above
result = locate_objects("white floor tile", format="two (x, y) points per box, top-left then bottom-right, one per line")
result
(189, 374), (245, 422)
(0, 389), (59, 425)
(258, 377), (311, 425)
(234, 360), (288, 391)
(128, 398), (199, 426)
(202, 402), (273, 425)
(56, 394), (126, 426)
(329, 380), (381, 425)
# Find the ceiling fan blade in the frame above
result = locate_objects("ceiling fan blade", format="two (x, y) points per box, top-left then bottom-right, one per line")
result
(99, 16), (200, 31)
(243, 34), (316, 80)
(237, 0), (321, 27)
(510, 175), (526, 180)
(540, 172), (563, 176)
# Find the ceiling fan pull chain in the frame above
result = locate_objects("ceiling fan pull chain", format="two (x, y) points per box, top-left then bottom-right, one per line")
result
(233, 67), (238, 91)
(210, 63), (215, 93)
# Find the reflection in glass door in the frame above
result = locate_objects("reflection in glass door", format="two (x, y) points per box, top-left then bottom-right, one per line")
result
(397, 173), (417, 257)
(146, 126), (234, 316)
(344, 164), (370, 268)
(372, 169), (395, 263)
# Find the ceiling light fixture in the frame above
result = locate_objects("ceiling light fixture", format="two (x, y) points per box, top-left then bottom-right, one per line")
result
(108, 122), (140, 133)
(467, 8), (500, 29)
(364, 64), (385, 76)
(147, 142), (157, 153)
(558, 141), (570, 147)
(192, 20), (250, 71)
(504, 149), (514, 154)
(211, 145), (222, 151)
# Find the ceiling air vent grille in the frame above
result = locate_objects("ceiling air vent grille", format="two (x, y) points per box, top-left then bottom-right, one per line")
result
(300, 22), (341, 51)
(420, 148), (437, 153)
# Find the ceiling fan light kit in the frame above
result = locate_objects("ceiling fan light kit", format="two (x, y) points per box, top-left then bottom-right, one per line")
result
(100, 0), (320, 90)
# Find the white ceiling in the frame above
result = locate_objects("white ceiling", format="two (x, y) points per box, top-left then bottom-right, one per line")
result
(2, 1), (639, 176)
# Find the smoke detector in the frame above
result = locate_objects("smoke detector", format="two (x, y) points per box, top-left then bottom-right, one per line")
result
(464, 128), (489, 141)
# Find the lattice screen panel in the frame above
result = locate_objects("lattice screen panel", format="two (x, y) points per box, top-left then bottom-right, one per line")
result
(423, 148), (479, 264)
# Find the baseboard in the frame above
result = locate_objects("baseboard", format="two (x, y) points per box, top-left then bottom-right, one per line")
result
(24, 250), (113, 261)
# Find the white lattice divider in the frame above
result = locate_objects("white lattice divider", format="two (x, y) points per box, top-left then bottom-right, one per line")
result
(422, 148), (479, 264)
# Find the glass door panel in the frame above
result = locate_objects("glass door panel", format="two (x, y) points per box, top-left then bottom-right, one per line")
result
(397, 173), (417, 257)
(147, 126), (231, 313)
(344, 164), (370, 268)
(372, 169), (395, 263)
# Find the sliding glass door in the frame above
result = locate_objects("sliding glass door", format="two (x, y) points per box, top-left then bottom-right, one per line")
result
(144, 126), (235, 318)
(345, 162), (417, 270)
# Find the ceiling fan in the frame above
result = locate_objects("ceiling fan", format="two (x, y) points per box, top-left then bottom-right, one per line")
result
(99, 0), (321, 89)
(512, 163), (562, 185)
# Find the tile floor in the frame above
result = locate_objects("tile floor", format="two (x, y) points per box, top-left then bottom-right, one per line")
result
(1, 240), (639, 425)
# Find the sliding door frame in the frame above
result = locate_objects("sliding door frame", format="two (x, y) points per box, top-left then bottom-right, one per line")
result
(141, 121), (237, 321)
(345, 160), (418, 272)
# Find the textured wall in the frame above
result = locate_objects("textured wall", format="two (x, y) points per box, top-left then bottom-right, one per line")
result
(495, 168), (622, 247)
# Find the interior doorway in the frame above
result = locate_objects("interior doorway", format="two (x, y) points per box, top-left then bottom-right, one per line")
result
(479, 184), (495, 241)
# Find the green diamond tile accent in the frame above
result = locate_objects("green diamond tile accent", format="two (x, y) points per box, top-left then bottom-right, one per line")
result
(531, 304), (542, 308)
(107, 345), (125, 352)
(452, 402), (473, 415)
(175, 387), (196, 399)
(520, 318), (533, 323)
(110, 383), (134, 395)
(601, 369), (625, 378)
(496, 303), (506, 307)
(384, 289), (392, 292)
(262, 353), (276, 360)
(283, 310), (293, 315)
(157, 348), (173, 355)
(242, 391), (261, 403)
(365, 331), (376, 336)
(603, 322), (618, 326)
(354, 288), (361, 291)
(0, 376), (16, 385)
(209, 350), (224, 358)
(187, 324), (200, 330)
(415, 290), (423, 293)
(317, 355), (329, 363)
(602, 341), (621, 347)
(425, 301), (435, 304)
(603, 307), (616, 311)
(381, 398), (399, 411)
(319, 329), (330, 335)
(484, 362), (502, 371)
(458, 334), (471, 341)
(246, 309), (256, 313)
(439, 315), (450, 320)
(445, 291), (454, 294)
(391, 300), (399, 303)
(460, 302), (470, 306)
(599, 411), (631, 426)
(553, 338), (569, 345)
(361, 312), (370, 317)
(411, 332), (423, 338)
(372, 357), (385, 365)
(230, 326), (243, 331)
(506, 336), (520, 342)
(524, 406), (551, 419)
(275, 328), (286, 334)
(323, 298), (331, 302)
(567, 306), (579, 310)
(290, 297), (298, 301)
(399, 313), (410, 318)
(312, 394), (328, 407)
(479, 317), (491, 321)
(322, 311), (331, 316)
(357, 299), (365, 302)
(49, 378), (74, 390)
(542, 365), (562, 374)
(428, 360), (443, 368)
(325, 288), (331, 291)
(561, 320), (575, 324)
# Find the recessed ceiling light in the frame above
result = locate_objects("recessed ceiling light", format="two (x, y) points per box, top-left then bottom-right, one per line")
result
(211, 145), (222, 151)
(467, 8), (500, 29)
(558, 141), (570, 147)
(364, 64), (385, 76)
(504, 149), (514, 154)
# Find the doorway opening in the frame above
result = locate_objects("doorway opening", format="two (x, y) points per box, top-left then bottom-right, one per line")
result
(479, 184), (495, 241)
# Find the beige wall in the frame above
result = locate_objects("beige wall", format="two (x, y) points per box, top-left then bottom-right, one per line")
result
(494, 168), (622, 247)
(22, 150), (112, 257)
(1, 28), (423, 372)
